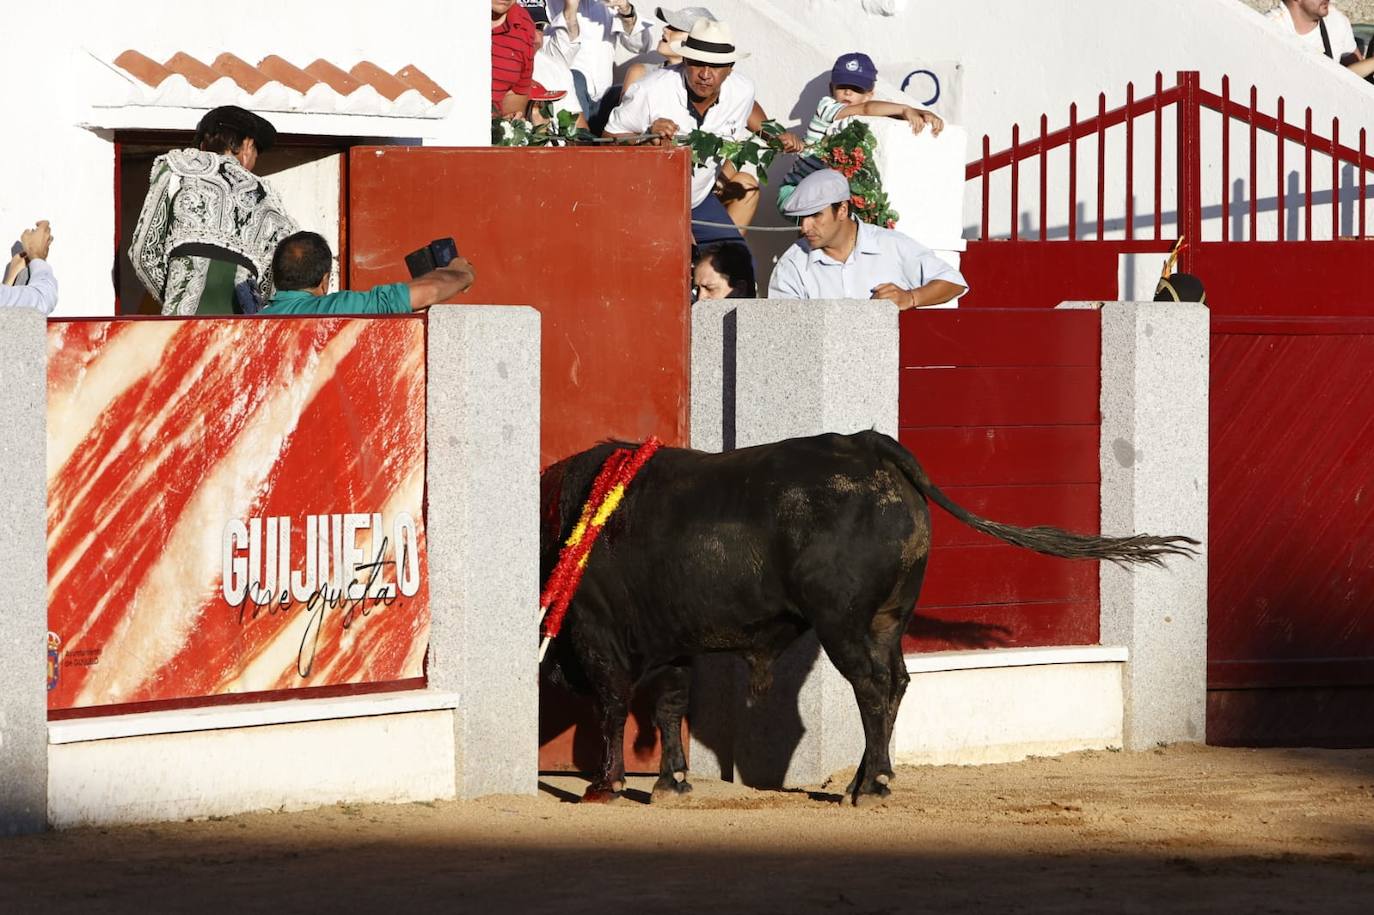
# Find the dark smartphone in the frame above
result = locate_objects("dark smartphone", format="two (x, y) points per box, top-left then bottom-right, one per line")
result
(405, 237), (459, 278)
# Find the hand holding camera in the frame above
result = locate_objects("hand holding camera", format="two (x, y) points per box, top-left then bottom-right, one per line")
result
(402, 236), (477, 310)
(20, 220), (53, 261)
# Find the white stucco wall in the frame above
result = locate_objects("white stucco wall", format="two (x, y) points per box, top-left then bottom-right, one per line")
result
(0, 0), (488, 317)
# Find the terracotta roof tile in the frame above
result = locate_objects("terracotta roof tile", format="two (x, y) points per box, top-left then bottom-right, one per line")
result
(114, 50), (173, 88)
(256, 55), (316, 95)
(111, 51), (451, 116)
(304, 59), (363, 96)
(212, 53), (270, 94)
(396, 64), (451, 104)
(350, 61), (410, 101)
(165, 51), (224, 90)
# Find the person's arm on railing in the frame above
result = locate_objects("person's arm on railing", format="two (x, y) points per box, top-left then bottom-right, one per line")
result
(746, 102), (804, 153)
(837, 100), (944, 136)
(871, 279), (965, 310)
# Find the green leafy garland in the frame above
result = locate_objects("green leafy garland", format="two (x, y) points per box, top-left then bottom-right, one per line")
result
(683, 119), (788, 182)
(812, 121), (900, 228)
(491, 113), (899, 228)
(491, 109), (595, 147)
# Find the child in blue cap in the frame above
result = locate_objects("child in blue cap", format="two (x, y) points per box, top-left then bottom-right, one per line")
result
(777, 52), (943, 214)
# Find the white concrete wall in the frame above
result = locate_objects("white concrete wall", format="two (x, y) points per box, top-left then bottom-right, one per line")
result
(894, 648), (1127, 767)
(702, 0), (1374, 242)
(0, 0), (489, 317)
(47, 696), (459, 828)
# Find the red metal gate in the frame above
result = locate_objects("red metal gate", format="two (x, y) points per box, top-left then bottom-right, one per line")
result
(956, 70), (1374, 745)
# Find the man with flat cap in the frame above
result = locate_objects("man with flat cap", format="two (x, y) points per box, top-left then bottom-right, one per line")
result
(129, 105), (298, 315)
(768, 168), (967, 308)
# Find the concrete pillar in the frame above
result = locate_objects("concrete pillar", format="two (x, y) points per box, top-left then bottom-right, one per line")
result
(1097, 302), (1209, 749)
(687, 298), (899, 788)
(425, 306), (541, 797)
(0, 310), (49, 835)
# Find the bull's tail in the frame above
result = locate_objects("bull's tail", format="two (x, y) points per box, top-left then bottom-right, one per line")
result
(866, 431), (1199, 566)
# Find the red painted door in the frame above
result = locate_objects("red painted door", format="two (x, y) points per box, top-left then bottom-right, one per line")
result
(1208, 314), (1374, 746)
(348, 146), (694, 772)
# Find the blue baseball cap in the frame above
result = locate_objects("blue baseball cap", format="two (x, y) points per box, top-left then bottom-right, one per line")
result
(831, 52), (878, 92)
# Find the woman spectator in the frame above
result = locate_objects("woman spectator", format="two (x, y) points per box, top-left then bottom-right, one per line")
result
(692, 241), (756, 300)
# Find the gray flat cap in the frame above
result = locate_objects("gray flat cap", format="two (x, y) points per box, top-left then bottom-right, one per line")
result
(780, 169), (853, 217)
(656, 5), (717, 32)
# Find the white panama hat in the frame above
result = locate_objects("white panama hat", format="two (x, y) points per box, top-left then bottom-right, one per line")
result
(669, 19), (750, 64)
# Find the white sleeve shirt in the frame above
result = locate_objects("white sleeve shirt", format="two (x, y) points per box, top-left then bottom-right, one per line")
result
(546, 0), (652, 100)
(768, 221), (967, 301)
(1265, 4), (1359, 59)
(0, 258), (57, 315)
(603, 66), (756, 207)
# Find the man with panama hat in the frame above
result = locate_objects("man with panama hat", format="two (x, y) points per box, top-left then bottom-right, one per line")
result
(603, 18), (759, 246)
(768, 168), (967, 308)
(620, 6), (717, 100)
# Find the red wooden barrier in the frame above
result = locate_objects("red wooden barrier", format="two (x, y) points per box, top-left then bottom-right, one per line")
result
(899, 308), (1101, 653)
(347, 145), (694, 773)
(959, 71), (1374, 745)
(346, 145), (693, 467)
(1208, 316), (1374, 746)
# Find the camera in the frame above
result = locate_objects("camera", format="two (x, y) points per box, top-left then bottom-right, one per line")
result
(405, 237), (459, 279)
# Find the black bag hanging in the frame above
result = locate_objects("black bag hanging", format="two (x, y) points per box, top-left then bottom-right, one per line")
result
(1320, 18), (1334, 58)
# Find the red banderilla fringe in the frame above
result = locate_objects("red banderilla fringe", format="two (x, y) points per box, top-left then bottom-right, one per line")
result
(538, 437), (662, 661)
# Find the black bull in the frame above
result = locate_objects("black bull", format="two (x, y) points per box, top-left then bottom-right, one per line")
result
(539, 431), (1196, 805)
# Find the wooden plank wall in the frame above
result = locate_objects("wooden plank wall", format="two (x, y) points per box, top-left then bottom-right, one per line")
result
(899, 308), (1102, 653)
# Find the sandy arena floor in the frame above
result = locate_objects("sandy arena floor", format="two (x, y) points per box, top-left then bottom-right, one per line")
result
(2, 744), (1372, 913)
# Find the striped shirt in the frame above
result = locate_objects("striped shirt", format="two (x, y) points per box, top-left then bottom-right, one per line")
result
(805, 96), (850, 145)
(778, 97), (852, 202)
(492, 6), (537, 107)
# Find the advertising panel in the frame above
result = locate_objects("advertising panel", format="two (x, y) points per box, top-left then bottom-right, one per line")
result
(46, 317), (429, 713)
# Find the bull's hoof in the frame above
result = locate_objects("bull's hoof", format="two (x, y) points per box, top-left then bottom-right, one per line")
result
(850, 783), (892, 808)
(581, 785), (624, 804)
(650, 773), (694, 804)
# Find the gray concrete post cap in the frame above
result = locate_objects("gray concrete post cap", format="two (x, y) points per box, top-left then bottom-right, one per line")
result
(780, 169), (852, 217)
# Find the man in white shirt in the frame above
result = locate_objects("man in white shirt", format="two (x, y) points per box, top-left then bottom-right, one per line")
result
(545, 0), (653, 120)
(768, 170), (967, 307)
(1266, 1), (1374, 77)
(0, 220), (58, 315)
(603, 19), (756, 246)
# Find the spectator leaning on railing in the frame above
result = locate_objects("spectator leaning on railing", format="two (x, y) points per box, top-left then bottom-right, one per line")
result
(768, 169), (967, 309)
(0, 220), (57, 315)
(603, 19), (757, 247)
(777, 52), (944, 214)
(620, 5), (717, 101)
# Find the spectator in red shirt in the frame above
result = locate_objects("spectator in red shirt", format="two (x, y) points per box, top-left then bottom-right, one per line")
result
(493, 0), (537, 117)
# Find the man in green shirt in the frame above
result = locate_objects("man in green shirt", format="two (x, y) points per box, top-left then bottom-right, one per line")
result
(262, 231), (477, 315)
